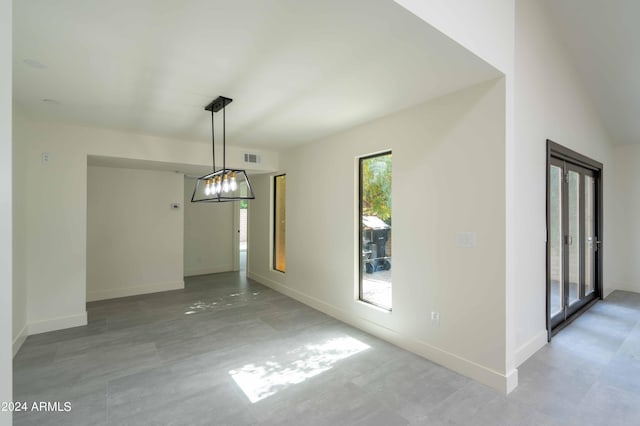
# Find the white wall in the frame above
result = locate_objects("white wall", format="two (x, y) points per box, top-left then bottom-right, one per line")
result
(249, 79), (511, 392)
(87, 166), (184, 301)
(183, 177), (236, 276)
(1, 0), (12, 422)
(395, 0), (514, 74)
(611, 145), (640, 293)
(394, 0), (519, 378)
(12, 113), (278, 335)
(512, 0), (614, 366)
(12, 113), (28, 355)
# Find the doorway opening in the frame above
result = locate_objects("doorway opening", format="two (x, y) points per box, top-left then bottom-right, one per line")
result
(237, 200), (248, 273)
(547, 140), (603, 339)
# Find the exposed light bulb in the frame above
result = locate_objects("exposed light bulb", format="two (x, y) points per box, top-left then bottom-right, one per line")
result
(229, 172), (237, 191)
(204, 180), (211, 196)
(215, 176), (222, 194)
(222, 174), (230, 192)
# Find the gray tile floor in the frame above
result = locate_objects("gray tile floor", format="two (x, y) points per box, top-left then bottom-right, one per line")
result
(12, 274), (640, 426)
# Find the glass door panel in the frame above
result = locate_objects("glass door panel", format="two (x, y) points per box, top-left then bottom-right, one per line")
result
(567, 170), (580, 306)
(584, 175), (596, 296)
(549, 164), (563, 318)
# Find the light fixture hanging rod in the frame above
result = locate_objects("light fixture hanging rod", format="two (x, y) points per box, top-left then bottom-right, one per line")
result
(205, 96), (232, 174)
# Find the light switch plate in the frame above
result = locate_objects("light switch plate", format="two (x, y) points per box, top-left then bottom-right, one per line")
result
(456, 232), (476, 248)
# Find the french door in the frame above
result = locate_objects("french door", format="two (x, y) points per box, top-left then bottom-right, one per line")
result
(547, 141), (602, 337)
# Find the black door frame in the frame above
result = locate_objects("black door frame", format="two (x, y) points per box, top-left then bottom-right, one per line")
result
(546, 140), (603, 340)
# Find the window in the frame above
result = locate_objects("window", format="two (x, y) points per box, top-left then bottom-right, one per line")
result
(359, 152), (392, 310)
(273, 174), (286, 272)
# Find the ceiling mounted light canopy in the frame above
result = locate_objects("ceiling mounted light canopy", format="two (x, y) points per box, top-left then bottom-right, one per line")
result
(191, 96), (255, 203)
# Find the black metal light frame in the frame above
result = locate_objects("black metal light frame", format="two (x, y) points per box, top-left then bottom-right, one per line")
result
(191, 96), (256, 203)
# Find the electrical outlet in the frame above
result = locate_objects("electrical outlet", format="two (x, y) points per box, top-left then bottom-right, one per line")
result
(431, 311), (440, 326)
(41, 152), (51, 164)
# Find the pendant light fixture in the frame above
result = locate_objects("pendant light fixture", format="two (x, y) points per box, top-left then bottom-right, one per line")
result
(191, 96), (255, 203)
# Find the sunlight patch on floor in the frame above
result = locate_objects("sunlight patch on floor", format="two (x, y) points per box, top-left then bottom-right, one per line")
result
(229, 336), (370, 403)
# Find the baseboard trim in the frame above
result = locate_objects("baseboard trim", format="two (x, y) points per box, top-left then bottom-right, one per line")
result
(505, 368), (519, 394)
(28, 311), (88, 335)
(247, 271), (286, 290)
(514, 330), (548, 367)
(12, 323), (28, 357)
(87, 280), (185, 302)
(247, 271), (516, 394)
(185, 265), (235, 277)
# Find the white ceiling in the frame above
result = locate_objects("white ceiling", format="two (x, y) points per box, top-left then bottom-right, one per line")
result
(14, 0), (500, 149)
(545, 0), (640, 145)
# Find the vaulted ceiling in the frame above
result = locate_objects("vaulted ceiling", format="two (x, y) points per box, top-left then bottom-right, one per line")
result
(545, 0), (640, 145)
(13, 0), (500, 149)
